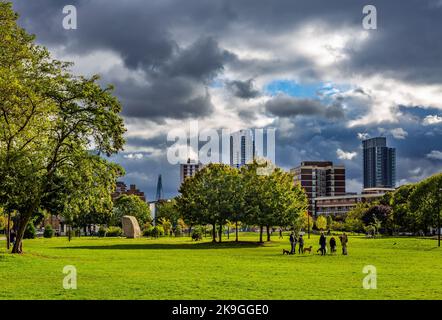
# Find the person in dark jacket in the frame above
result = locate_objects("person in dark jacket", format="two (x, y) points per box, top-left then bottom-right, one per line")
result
(298, 234), (304, 254)
(317, 232), (326, 256)
(329, 237), (336, 254)
(289, 231), (296, 254)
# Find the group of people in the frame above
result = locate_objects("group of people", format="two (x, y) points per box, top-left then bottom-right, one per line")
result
(288, 232), (305, 254)
(289, 231), (348, 255)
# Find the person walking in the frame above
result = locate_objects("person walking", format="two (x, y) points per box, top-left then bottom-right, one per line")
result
(318, 232), (326, 256)
(289, 231), (296, 254)
(340, 233), (348, 255)
(279, 228), (283, 239)
(298, 234), (304, 254)
(329, 236), (336, 254)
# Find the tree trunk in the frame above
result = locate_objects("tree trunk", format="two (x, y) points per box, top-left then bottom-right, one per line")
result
(218, 224), (222, 243)
(68, 225), (72, 242)
(6, 211), (11, 250)
(266, 225), (271, 242)
(227, 226), (230, 239)
(212, 223), (217, 242)
(259, 225), (263, 243)
(12, 213), (32, 254)
(235, 221), (239, 242)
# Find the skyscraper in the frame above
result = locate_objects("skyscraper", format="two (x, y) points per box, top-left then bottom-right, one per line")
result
(362, 137), (396, 189)
(230, 129), (255, 168)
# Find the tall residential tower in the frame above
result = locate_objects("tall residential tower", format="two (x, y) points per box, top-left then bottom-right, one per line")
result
(362, 137), (396, 189)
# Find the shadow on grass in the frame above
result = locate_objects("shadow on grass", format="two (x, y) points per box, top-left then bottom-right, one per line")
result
(54, 241), (270, 250)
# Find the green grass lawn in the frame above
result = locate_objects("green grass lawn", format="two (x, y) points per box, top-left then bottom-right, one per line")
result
(0, 233), (441, 300)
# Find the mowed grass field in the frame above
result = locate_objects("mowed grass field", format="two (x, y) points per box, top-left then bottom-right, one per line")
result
(0, 233), (441, 300)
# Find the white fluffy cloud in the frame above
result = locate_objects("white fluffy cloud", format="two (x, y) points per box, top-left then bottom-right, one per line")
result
(426, 150), (442, 160)
(336, 148), (357, 160)
(390, 128), (408, 140)
(423, 115), (442, 126)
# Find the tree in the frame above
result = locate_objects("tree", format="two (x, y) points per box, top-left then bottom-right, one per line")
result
(389, 184), (416, 233)
(409, 173), (442, 240)
(156, 199), (180, 228)
(0, 3), (126, 253)
(315, 215), (327, 231)
(326, 215), (333, 230)
(241, 160), (307, 242)
(112, 195), (151, 227)
(362, 205), (392, 234)
(177, 163), (240, 242)
(344, 217), (364, 234)
(158, 217), (172, 235)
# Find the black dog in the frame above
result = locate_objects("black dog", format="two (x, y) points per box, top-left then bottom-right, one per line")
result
(282, 249), (291, 255)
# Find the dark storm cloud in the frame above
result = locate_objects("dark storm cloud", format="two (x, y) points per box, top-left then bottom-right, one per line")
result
(165, 37), (235, 80)
(265, 95), (344, 119)
(226, 79), (260, 99)
(13, 0), (442, 86)
(10, 0), (442, 197)
(114, 76), (214, 121)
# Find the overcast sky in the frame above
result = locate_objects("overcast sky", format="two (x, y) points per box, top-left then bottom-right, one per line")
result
(11, 0), (442, 200)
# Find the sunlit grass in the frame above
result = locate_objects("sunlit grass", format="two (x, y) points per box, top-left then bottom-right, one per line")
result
(0, 233), (440, 300)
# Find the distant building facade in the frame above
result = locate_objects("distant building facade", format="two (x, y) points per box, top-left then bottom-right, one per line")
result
(230, 129), (255, 168)
(112, 181), (146, 202)
(180, 158), (203, 183)
(363, 137), (396, 189)
(314, 187), (395, 218)
(291, 161), (346, 216)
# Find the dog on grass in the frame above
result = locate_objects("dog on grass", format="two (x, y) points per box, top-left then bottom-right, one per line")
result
(302, 246), (313, 254)
(282, 249), (291, 255)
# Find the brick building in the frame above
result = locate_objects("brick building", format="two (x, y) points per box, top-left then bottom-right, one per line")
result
(291, 161), (346, 216)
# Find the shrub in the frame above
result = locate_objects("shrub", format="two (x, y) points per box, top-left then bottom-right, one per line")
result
(174, 225), (183, 237)
(143, 225), (154, 237)
(43, 224), (54, 238)
(191, 227), (203, 241)
(152, 225), (164, 238)
(105, 226), (122, 237)
(24, 223), (36, 239)
(97, 226), (107, 237)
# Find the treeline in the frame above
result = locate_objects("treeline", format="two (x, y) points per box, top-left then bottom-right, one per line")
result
(342, 172), (442, 236)
(174, 161), (308, 243)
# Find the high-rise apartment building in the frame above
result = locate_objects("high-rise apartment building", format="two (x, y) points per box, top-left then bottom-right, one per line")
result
(291, 161), (346, 216)
(362, 137), (396, 189)
(230, 129), (255, 168)
(180, 158), (203, 183)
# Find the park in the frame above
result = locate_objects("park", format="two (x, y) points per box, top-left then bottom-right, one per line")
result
(1, 1), (441, 302)
(0, 233), (441, 300)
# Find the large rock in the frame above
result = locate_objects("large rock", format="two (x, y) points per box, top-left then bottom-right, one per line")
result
(121, 216), (141, 238)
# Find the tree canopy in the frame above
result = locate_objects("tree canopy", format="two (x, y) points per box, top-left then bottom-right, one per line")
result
(0, 2), (126, 253)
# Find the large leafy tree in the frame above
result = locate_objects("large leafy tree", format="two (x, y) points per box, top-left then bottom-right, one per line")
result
(241, 160), (307, 242)
(0, 2), (125, 253)
(389, 184), (417, 233)
(112, 194), (151, 227)
(177, 163), (240, 242)
(409, 173), (442, 237)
